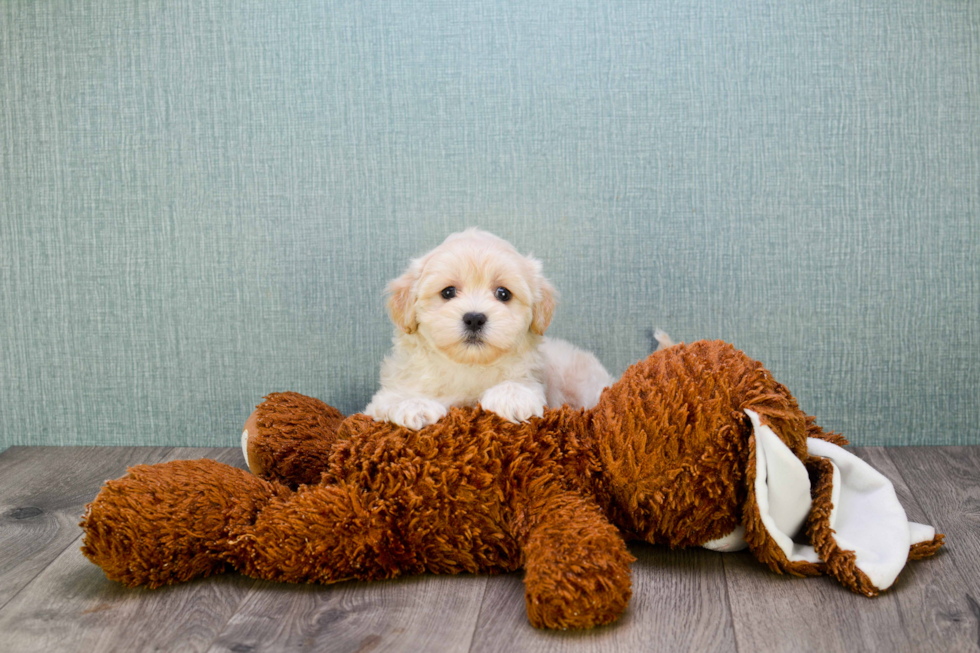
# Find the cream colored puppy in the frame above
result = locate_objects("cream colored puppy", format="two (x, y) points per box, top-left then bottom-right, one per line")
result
(365, 228), (614, 430)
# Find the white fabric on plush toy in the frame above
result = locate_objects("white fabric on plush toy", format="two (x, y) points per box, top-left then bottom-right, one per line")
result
(704, 409), (936, 592)
(703, 410), (821, 562)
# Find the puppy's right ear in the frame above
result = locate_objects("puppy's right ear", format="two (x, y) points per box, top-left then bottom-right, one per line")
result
(387, 257), (424, 334)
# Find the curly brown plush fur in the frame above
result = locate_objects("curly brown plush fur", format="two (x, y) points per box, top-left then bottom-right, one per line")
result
(80, 340), (942, 630)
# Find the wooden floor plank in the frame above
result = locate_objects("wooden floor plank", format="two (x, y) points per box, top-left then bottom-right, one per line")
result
(0, 446), (174, 611)
(1, 446), (977, 652)
(0, 447), (255, 653)
(724, 553), (927, 653)
(469, 544), (737, 653)
(205, 573), (489, 653)
(885, 446), (980, 652)
(722, 446), (966, 653)
(852, 448), (978, 650)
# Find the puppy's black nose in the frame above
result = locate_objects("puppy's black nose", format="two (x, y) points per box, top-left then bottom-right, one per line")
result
(462, 312), (487, 332)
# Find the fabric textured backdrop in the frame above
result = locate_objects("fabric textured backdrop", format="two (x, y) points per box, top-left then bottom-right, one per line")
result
(1, 0), (978, 448)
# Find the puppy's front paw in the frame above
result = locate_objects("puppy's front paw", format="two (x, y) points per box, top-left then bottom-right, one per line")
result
(387, 398), (448, 430)
(480, 381), (546, 423)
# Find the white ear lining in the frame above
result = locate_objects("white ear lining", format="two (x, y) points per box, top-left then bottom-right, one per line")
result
(909, 521), (936, 546)
(805, 438), (914, 590)
(703, 409), (818, 562)
(746, 410), (822, 564)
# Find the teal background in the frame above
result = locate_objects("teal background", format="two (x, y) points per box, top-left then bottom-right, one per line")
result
(2, 1), (978, 448)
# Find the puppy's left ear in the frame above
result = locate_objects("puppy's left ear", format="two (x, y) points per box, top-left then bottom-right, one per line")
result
(529, 259), (558, 335)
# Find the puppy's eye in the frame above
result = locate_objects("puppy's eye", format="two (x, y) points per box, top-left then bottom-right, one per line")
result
(440, 286), (457, 300)
(494, 287), (512, 302)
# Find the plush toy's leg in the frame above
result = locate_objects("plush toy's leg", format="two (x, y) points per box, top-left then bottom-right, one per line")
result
(520, 489), (634, 630)
(224, 481), (415, 585)
(81, 459), (285, 588)
(242, 391), (346, 486)
(82, 459), (416, 588)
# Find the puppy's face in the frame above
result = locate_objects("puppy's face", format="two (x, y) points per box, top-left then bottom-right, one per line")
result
(387, 230), (557, 366)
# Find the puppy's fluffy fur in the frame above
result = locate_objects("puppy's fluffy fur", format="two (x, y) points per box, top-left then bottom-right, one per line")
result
(365, 228), (614, 430)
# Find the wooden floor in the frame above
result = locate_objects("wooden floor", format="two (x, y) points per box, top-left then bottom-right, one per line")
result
(0, 446), (977, 653)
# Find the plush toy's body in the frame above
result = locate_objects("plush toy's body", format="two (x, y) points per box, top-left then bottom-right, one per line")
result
(81, 341), (943, 629)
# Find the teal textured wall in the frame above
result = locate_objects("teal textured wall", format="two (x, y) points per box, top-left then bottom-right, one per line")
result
(2, 1), (978, 447)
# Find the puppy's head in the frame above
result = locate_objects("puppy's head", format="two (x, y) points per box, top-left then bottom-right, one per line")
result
(387, 228), (557, 365)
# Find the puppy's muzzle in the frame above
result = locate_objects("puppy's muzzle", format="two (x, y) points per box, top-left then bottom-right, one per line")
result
(462, 312), (487, 334)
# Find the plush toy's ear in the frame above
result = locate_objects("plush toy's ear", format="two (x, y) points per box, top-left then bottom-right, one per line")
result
(706, 409), (944, 596)
(801, 437), (942, 594)
(387, 256), (426, 334)
(528, 257), (558, 336)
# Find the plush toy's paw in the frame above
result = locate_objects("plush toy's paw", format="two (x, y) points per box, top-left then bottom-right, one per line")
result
(241, 409), (258, 472)
(81, 459), (281, 588)
(522, 490), (634, 629)
(241, 392), (346, 485)
(480, 381), (546, 423)
(384, 397), (448, 430)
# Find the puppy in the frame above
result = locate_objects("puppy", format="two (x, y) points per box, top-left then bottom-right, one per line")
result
(365, 228), (614, 430)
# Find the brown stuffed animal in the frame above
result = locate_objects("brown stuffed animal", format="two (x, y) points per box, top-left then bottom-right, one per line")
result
(80, 341), (943, 630)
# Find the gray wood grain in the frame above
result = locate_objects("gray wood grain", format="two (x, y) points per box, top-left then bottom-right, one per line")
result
(724, 553), (918, 653)
(722, 446), (971, 653)
(854, 447), (979, 650)
(886, 446), (980, 652)
(206, 573), (489, 653)
(0, 447), (255, 653)
(1, 446), (978, 652)
(0, 446), (173, 611)
(469, 544), (737, 653)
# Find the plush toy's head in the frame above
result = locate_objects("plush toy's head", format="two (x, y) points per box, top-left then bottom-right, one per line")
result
(586, 342), (789, 547)
(80, 340), (943, 630)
